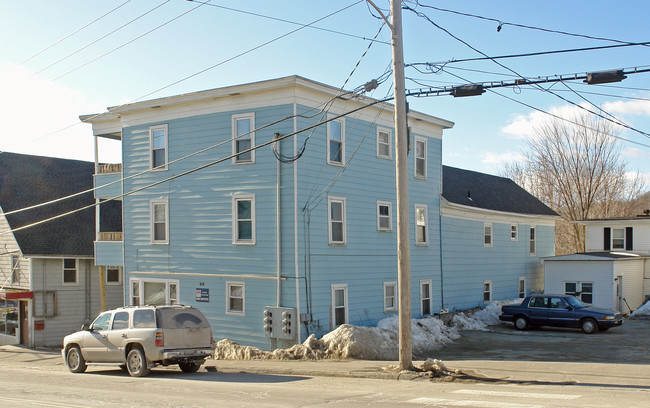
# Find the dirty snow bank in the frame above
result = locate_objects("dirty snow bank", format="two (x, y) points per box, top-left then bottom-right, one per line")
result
(451, 300), (520, 331)
(215, 302), (514, 361)
(630, 300), (650, 317)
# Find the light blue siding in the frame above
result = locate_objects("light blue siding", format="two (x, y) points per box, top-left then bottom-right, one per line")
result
(94, 172), (122, 199)
(94, 241), (123, 266)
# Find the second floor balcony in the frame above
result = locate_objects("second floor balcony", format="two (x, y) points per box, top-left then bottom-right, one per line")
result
(94, 163), (122, 199)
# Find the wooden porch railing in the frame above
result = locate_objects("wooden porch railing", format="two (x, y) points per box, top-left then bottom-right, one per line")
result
(97, 163), (122, 174)
(98, 232), (123, 241)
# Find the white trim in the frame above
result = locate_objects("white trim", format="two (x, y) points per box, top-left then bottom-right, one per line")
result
(611, 227), (626, 250)
(129, 277), (179, 306)
(420, 279), (432, 316)
(149, 124), (168, 171)
(414, 204), (428, 246)
(483, 280), (493, 303)
(510, 224), (519, 241)
(131, 271), (281, 280)
(331, 284), (348, 328)
(383, 281), (397, 312)
(231, 112), (255, 164)
(414, 136), (427, 179)
(377, 200), (393, 232)
(518, 277), (526, 298)
(328, 196), (346, 245)
(327, 116), (345, 166)
(484, 222), (493, 247)
(61, 258), (78, 286)
(232, 193), (256, 245)
(150, 198), (169, 245)
(441, 197), (559, 225)
(529, 225), (537, 256)
(376, 127), (392, 160)
(105, 266), (121, 286)
(226, 281), (246, 316)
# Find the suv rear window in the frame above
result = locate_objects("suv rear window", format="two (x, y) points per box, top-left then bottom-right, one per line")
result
(133, 309), (156, 328)
(159, 308), (209, 329)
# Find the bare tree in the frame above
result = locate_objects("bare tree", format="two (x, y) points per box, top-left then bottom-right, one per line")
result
(501, 112), (646, 255)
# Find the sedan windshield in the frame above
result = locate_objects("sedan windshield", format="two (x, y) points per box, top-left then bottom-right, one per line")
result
(565, 296), (586, 308)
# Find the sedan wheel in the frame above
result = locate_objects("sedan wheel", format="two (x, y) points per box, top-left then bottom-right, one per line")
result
(514, 316), (528, 331)
(66, 346), (87, 373)
(581, 318), (598, 334)
(126, 347), (150, 377)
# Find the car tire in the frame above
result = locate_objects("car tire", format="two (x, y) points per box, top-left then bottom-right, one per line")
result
(581, 318), (598, 334)
(66, 346), (87, 373)
(126, 347), (150, 377)
(179, 362), (201, 373)
(514, 316), (528, 331)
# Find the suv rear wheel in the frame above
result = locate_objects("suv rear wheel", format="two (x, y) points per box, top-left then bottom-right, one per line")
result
(179, 362), (201, 373)
(126, 347), (150, 377)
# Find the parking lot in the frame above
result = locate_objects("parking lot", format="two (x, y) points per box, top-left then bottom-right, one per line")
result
(431, 316), (650, 364)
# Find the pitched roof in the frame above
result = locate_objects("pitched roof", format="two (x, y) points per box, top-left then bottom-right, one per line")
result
(442, 166), (558, 216)
(0, 152), (120, 257)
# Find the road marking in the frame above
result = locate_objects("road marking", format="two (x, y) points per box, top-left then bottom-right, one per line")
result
(452, 389), (581, 400)
(406, 397), (544, 408)
(0, 396), (87, 407)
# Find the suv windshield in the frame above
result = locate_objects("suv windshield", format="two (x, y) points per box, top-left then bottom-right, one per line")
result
(565, 296), (586, 308)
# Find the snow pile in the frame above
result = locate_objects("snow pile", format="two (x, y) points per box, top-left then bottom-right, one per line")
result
(451, 300), (520, 331)
(377, 315), (460, 356)
(630, 300), (650, 317)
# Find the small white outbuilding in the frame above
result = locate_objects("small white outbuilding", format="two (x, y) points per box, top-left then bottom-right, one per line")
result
(542, 252), (648, 314)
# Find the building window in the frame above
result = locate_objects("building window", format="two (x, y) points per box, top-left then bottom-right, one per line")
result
(328, 196), (346, 245)
(10, 255), (19, 284)
(420, 280), (432, 316)
(415, 204), (428, 246)
(377, 201), (392, 232)
(566, 282), (593, 304)
(151, 200), (168, 244)
(414, 137), (427, 179)
(106, 267), (121, 285)
(612, 228), (625, 249)
(131, 279), (179, 305)
(529, 226), (536, 255)
(233, 194), (255, 244)
(331, 284), (348, 328)
(376, 128), (391, 159)
(62, 259), (77, 285)
(510, 224), (518, 241)
(484, 223), (493, 247)
(518, 277), (526, 298)
(383, 282), (397, 312)
(232, 113), (255, 164)
(483, 280), (492, 302)
(150, 124), (168, 170)
(327, 117), (344, 165)
(226, 282), (245, 315)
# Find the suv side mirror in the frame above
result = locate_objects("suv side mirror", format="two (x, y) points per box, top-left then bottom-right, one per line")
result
(81, 323), (92, 331)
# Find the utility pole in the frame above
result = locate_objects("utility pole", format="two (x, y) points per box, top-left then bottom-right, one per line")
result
(366, 0), (412, 372)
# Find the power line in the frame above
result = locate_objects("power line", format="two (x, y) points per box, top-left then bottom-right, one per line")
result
(187, 0), (390, 45)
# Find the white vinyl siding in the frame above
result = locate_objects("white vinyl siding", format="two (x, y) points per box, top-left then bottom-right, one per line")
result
(383, 281), (397, 312)
(151, 199), (169, 244)
(414, 136), (427, 179)
(149, 124), (168, 170)
(377, 200), (392, 232)
(327, 117), (344, 165)
(328, 196), (346, 245)
(232, 113), (255, 164)
(376, 127), (391, 159)
(233, 194), (255, 245)
(415, 204), (428, 246)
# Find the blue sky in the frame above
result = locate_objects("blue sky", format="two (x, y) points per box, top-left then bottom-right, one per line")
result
(1, 0), (649, 186)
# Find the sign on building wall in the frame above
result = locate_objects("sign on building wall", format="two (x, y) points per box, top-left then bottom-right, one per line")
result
(195, 288), (209, 302)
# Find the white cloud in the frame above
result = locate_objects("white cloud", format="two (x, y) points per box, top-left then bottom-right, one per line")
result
(622, 147), (650, 159)
(0, 63), (119, 162)
(480, 150), (526, 166)
(602, 100), (650, 116)
(501, 104), (589, 139)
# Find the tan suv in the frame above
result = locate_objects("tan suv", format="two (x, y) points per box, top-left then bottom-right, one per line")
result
(62, 305), (214, 377)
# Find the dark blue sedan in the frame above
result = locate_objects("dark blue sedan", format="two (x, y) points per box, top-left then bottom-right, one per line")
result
(499, 294), (623, 334)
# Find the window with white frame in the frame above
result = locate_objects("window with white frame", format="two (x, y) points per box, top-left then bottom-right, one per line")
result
(327, 117), (344, 165)
(510, 224), (518, 241)
(331, 284), (348, 328)
(377, 201), (392, 232)
(62, 258), (77, 285)
(151, 200), (168, 244)
(420, 280), (432, 316)
(566, 281), (593, 304)
(484, 223), (493, 247)
(376, 127), (391, 159)
(10, 254), (19, 284)
(612, 228), (625, 249)
(233, 194), (255, 244)
(328, 196), (346, 245)
(130, 278), (179, 305)
(414, 136), (427, 179)
(226, 282), (245, 315)
(150, 124), (168, 170)
(529, 226), (536, 255)
(232, 113), (255, 164)
(415, 204), (428, 246)
(106, 266), (121, 285)
(383, 282), (397, 312)
(483, 280), (492, 302)
(518, 277), (526, 298)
